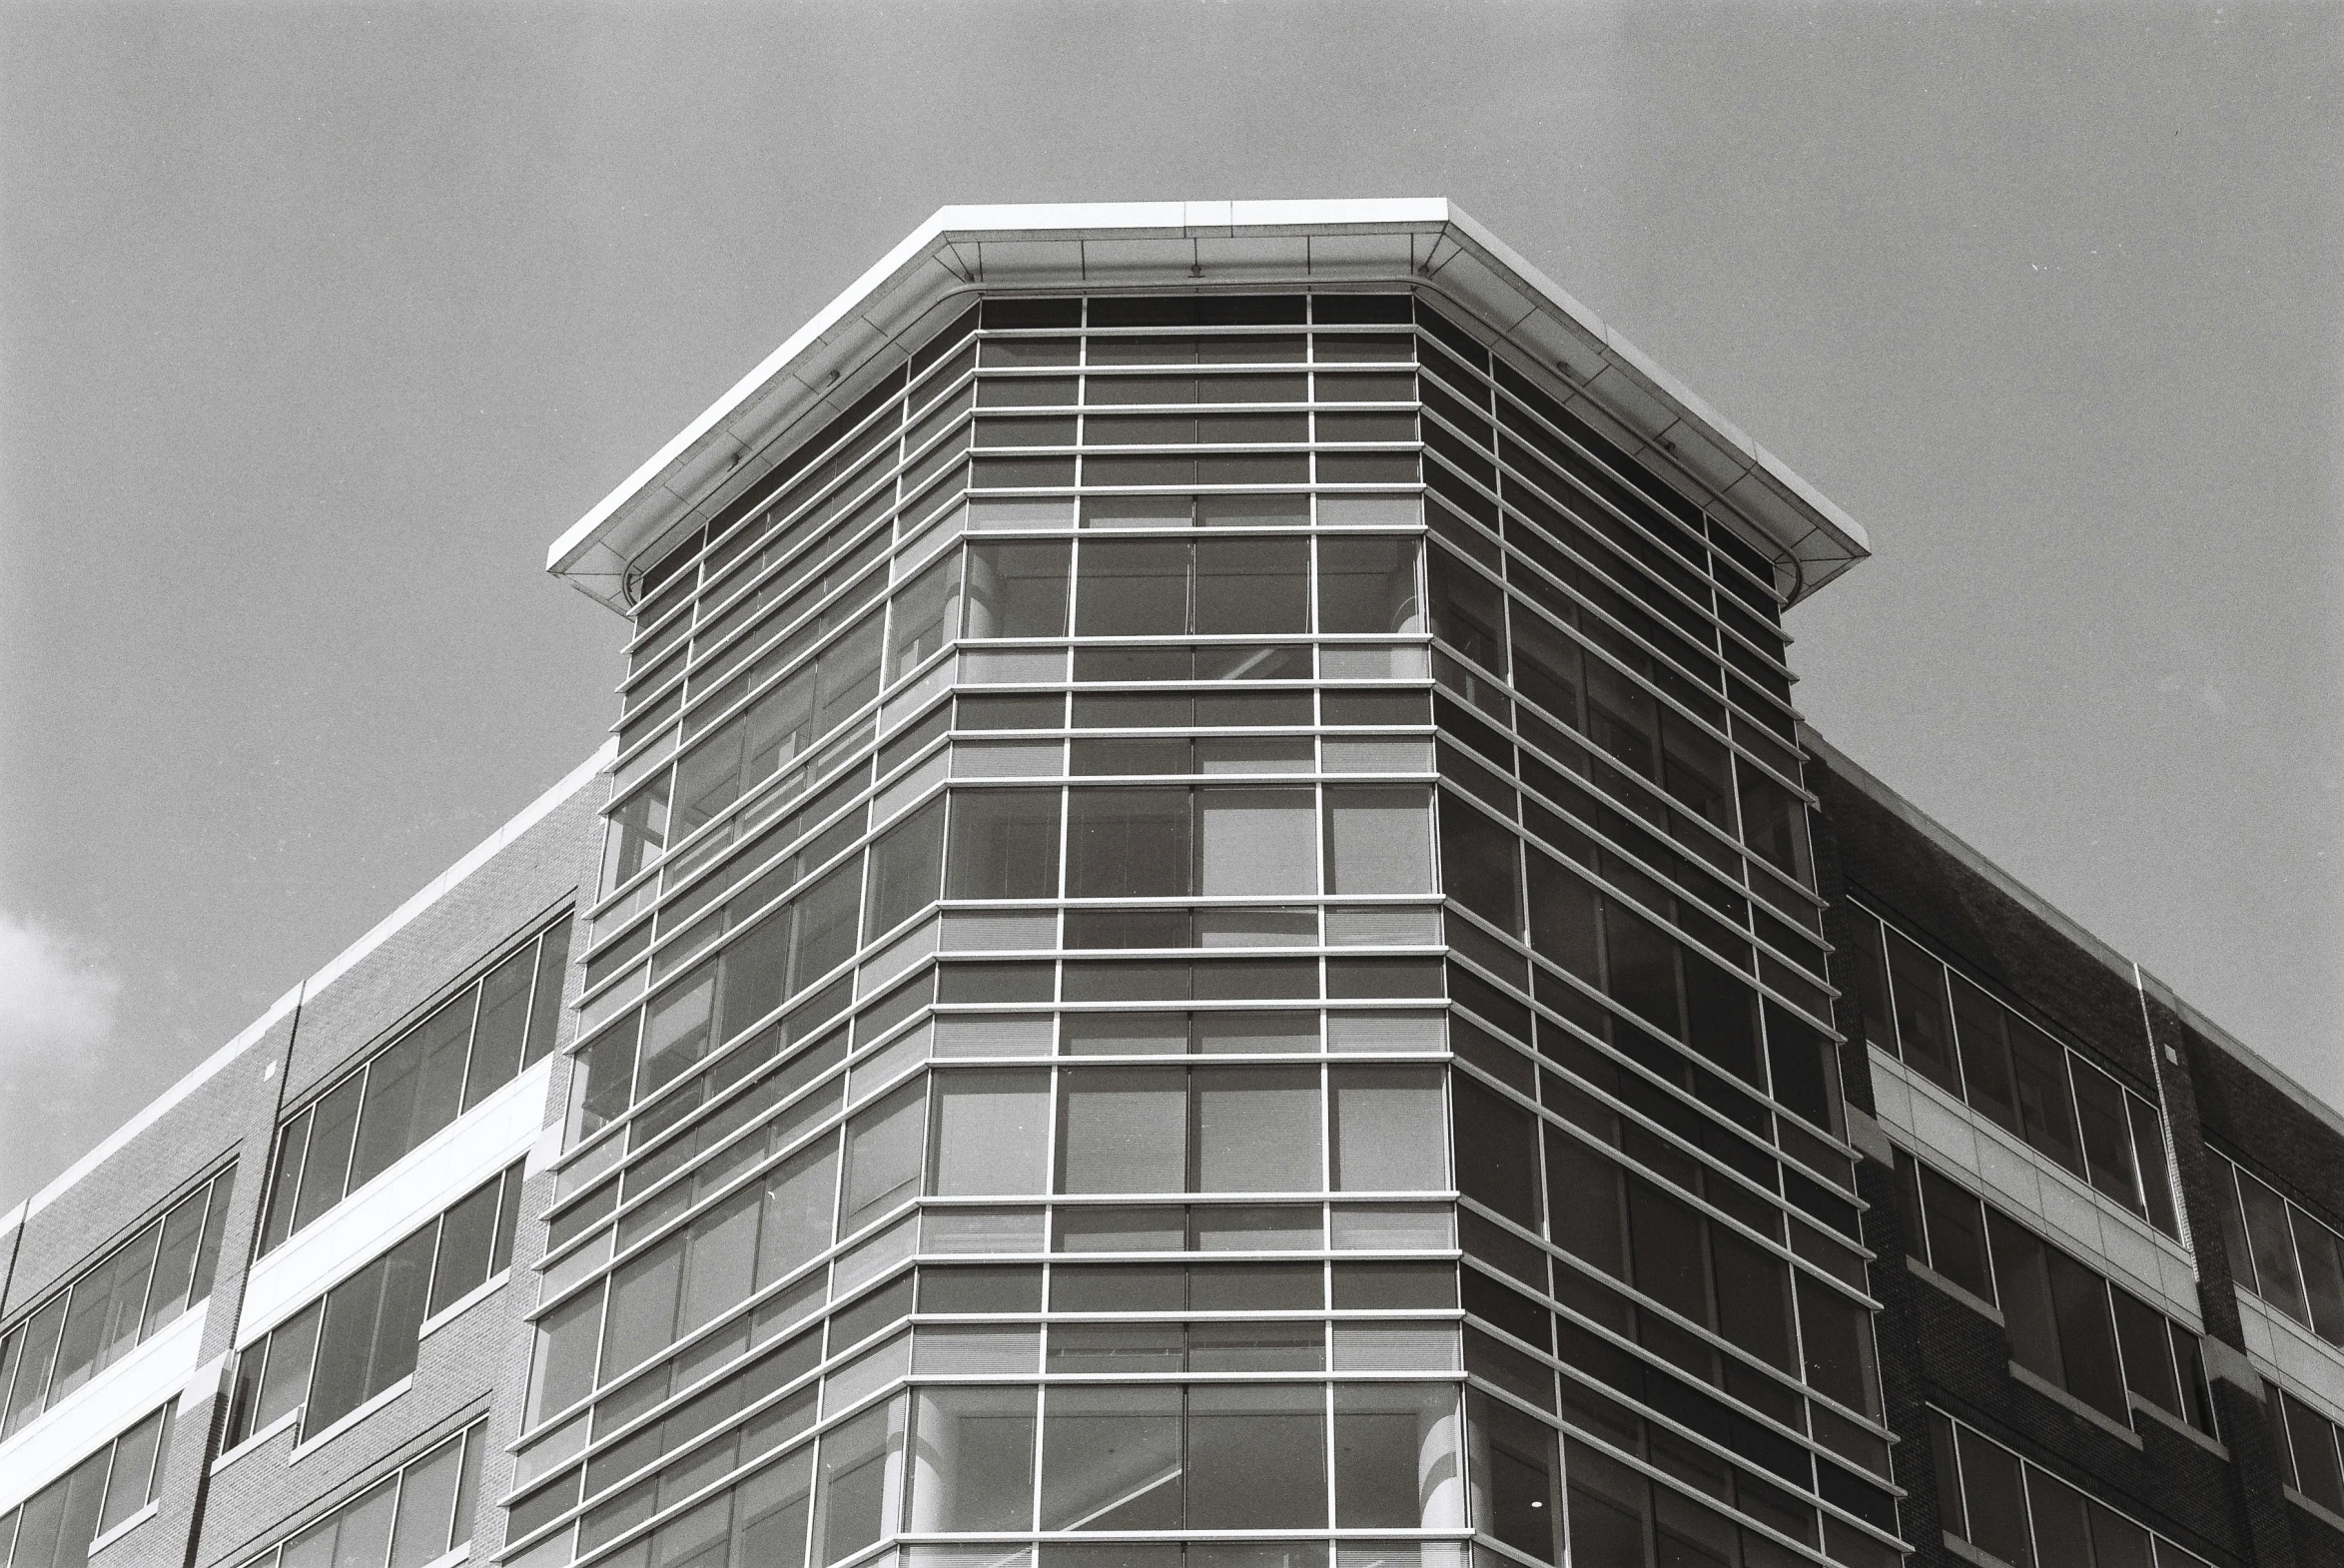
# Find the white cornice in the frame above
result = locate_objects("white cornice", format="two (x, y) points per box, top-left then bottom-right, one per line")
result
(547, 198), (1870, 614)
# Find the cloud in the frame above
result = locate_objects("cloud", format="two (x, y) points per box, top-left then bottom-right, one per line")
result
(0, 910), (121, 1064)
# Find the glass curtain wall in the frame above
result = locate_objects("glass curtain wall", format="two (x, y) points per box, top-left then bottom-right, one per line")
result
(515, 291), (1889, 1568)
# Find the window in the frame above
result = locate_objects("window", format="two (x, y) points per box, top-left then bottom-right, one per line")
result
(0, 1170), (233, 1439)
(1066, 786), (1317, 899)
(1322, 786), (1434, 896)
(1933, 1408), (2207, 1568)
(1897, 1149), (2211, 1439)
(232, 1421), (481, 1568)
(1072, 538), (1308, 638)
(860, 797), (945, 941)
(2272, 1382), (2344, 1520)
(945, 788), (1062, 900)
(928, 1071), (1050, 1196)
(964, 541), (1071, 638)
(1317, 535), (1423, 635)
(228, 1164), (522, 1447)
(0, 1402), (173, 1568)
(262, 914), (569, 1251)
(1056, 1067), (1325, 1195)
(2212, 1149), (2344, 1349)
(1852, 901), (2178, 1237)
(1036, 1384), (1331, 1530)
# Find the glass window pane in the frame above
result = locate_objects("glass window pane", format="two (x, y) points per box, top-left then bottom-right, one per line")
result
(908, 1386), (1037, 1531)
(1193, 1067), (1320, 1192)
(2209, 1155), (2258, 1294)
(1543, 1132), (1624, 1279)
(813, 1401), (899, 1566)
(1040, 1384), (1182, 1530)
(840, 1083), (926, 1236)
(1470, 1394), (1560, 1564)
(2285, 1393), (2344, 1514)
(1317, 535), (1422, 635)
(1193, 538), (1308, 634)
(2299, 1214), (2344, 1346)
(567, 1014), (641, 1144)
(2087, 1499), (2155, 1568)
(347, 1033), (426, 1195)
(1069, 788), (1192, 899)
(2111, 1287), (2181, 1417)
(600, 1237), (683, 1386)
(1953, 1426), (2033, 1568)
(887, 549), (963, 681)
(387, 1433), (465, 1568)
(1987, 1213), (2064, 1390)
(2071, 1059), (2141, 1210)
(525, 1286), (602, 1427)
(1883, 930), (1959, 1098)
(1324, 787), (1434, 896)
(142, 1192), (206, 1339)
(252, 1303), (322, 1436)
(1451, 1076), (1540, 1230)
(293, 1076), (366, 1231)
(1197, 788), (1317, 897)
(97, 1404), (167, 1534)
(522, 917), (572, 1069)
(1563, 1438), (1648, 1568)
(1425, 550), (1505, 673)
(758, 1142), (840, 1287)
(1795, 1273), (1879, 1419)
(1334, 1384), (1463, 1527)
(679, 1191), (760, 1335)
(1330, 1068), (1447, 1192)
(49, 1264), (118, 1405)
(2044, 1248), (2125, 1420)
(1059, 1068), (1187, 1194)
(640, 966), (719, 1100)
(188, 1168), (235, 1308)
(1437, 794), (1521, 934)
(931, 1071), (1052, 1195)
(863, 797), (947, 941)
(2239, 1173), (2311, 1324)
(789, 863), (864, 996)
(2128, 1095), (2179, 1237)
(1917, 1165), (1995, 1304)
(946, 789), (1063, 900)
(734, 1448), (813, 1568)
(1077, 539), (1189, 635)
(1627, 1176), (1709, 1326)
(1187, 1383), (1327, 1528)
(2024, 1468), (2095, 1568)
(1710, 1226), (1796, 1372)
(3, 1297), (67, 1436)
(463, 946), (538, 1111)
(1948, 975), (2019, 1135)
(2007, 1018), (2083, 1175)
(262, 1111), (313, 1254)
(965, 541), (1071, 637)
(426, 1178), (502, 1317)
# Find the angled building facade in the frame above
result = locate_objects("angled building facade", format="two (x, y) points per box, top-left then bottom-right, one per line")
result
(0, 201), (2330, 1568)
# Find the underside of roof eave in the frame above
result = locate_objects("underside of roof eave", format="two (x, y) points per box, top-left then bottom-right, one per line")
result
(548, 201), (1870, 616)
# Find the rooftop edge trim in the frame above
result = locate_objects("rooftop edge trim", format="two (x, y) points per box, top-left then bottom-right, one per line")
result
(546, 198), (1871, 615)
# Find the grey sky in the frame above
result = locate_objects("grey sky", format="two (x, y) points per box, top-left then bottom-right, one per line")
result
(2, 1), (2335, 1213)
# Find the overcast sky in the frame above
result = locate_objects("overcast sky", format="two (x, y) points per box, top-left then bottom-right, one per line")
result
(1, 1), (2336, 1213)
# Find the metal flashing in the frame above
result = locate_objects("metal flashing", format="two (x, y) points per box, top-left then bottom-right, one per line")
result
(548, 199), (1871, 614)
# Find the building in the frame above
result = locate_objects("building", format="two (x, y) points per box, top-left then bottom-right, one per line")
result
(0, 200), (2333, 1568)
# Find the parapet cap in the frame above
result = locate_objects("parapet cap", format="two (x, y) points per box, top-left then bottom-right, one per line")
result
(547, 199), (1871, 615)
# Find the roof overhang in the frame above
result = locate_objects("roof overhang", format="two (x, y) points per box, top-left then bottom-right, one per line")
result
(548, 199), (1871, 614)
